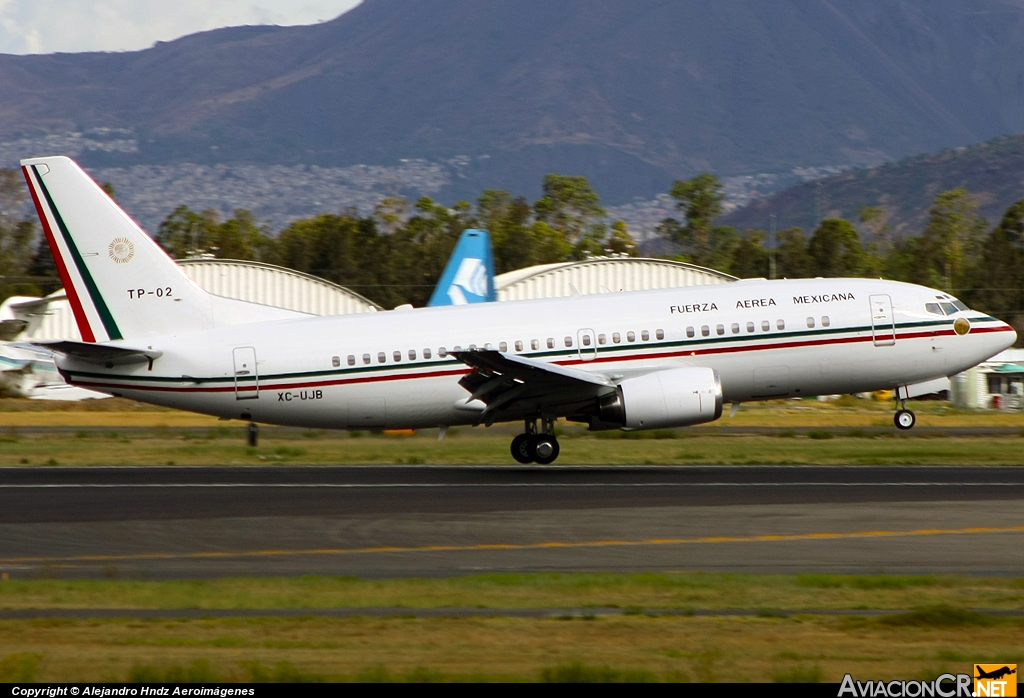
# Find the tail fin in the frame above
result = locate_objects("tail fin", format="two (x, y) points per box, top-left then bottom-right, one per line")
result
(22, 156), (214, 342)
(427, 228), (496, 306)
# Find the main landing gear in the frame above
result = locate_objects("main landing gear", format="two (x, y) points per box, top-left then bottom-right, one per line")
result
(511, 417), (560, 464)
(894, 398), (916, 431)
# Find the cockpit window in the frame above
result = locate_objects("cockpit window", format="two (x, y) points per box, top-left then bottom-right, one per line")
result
(951, 300), (968, 312)
(940, 302), (959, 315)
(925, 303), (943, 316)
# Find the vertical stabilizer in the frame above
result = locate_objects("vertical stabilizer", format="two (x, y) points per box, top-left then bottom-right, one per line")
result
(21, 156), (212, 342)
(427, 228), (496, 306)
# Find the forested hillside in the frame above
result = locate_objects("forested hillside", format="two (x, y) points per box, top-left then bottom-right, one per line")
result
(3, 0), (1024, 202)
(722, 134), (1024, 237)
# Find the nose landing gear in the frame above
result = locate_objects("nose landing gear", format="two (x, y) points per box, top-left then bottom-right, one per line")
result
(510, 417), (560, 464)
(894, 397), (916, 430)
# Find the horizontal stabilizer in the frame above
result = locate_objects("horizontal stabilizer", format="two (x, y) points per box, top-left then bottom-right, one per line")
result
(35, 340), (162, 366)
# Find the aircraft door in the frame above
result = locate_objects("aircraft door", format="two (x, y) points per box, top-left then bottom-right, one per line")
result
(232, 347), (259, 400)
(869, 294), (896, 346)
(577, 328), (597, 362)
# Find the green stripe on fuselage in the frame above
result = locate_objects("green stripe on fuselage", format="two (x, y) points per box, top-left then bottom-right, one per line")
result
(62, 317), (966, 387)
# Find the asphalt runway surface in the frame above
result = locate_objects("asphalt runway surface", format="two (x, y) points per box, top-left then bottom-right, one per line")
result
(1, 465), (1023, 578)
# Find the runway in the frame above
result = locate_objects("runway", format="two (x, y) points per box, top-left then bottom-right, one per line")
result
(1, 465), (1023, 578)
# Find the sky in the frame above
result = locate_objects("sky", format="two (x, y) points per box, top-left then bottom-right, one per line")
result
(0, 0), (362, 54)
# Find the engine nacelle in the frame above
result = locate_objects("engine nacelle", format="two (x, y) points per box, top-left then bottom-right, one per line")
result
(598, 367), (723, 430)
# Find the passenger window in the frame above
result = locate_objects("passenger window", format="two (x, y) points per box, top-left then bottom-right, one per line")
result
(716, 324), (725, 336)
(469, 344), (477, 350)
(484, 343), (492, 350)
(423, 348), (432, 359)
(821, 316), (830, 328)
(564, 336), (573, 347)
(613, 332), (621, 343)
(806, 317), (815, 328)
(701, 325), (710, 337)
(378, 352), (387, 363)
(761, 320), (770, 332)
(362, 353), (371, 365)
(393, 351), (402, 362)
(582, 335), (591, 346)
(641, 330), (649, 341)
(777, 319), (786, 330)
(408, 349), (416, 360)
(347, 355), (355, 366)
(454, 345), (462, 352)
(686, 327), (695, 338)
(499, 342), (507, 352)
(627, 331), (635, 342)
(746, 322), (755, 333)
(439, 347), (447, 357)
(515, 341), (523, 352)
(598, 334), (607, 345)
(925, 303), (943, 316)
(546, 338), (555, 349)
(731, 323), (740, 334)
(531, 339), (539, 350)
(655, 329), (664, 340)
(332, 356), (340, 368)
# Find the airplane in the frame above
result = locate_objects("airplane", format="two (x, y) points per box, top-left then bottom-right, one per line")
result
(427, 228), (495, 306)
(0, 292), (109, 399)
(975, 666), (1016, 681)
(20, 156), (1018, 463)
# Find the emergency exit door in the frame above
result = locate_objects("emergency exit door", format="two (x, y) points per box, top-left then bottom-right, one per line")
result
(577, 328), (597, 361)
(233, 347), (259, 399)
(869, 294), (896, 346)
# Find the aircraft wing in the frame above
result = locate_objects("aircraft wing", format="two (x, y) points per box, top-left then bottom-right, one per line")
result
(34, 340), (162, 366)
(451, 349), (614, 424)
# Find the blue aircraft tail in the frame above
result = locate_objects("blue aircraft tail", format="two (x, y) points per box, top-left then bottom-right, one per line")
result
(427, 228), (496, 306)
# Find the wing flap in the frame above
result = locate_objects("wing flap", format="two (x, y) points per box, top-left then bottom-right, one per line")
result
(450, 349), (612, 423)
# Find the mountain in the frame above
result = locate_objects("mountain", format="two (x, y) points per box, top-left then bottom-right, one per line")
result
(720, 133), (1024, 237)
(3, 0), (1024, 203)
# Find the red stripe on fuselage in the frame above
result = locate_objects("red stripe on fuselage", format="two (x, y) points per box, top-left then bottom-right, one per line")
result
(22, 166), (96, 343)
(67, 323), (1014, 396)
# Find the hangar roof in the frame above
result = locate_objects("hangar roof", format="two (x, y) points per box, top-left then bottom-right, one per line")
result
(494, 256), (736, 301)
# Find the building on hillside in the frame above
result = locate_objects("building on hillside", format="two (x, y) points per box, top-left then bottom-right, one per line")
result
(32, 258), (382, 341)
(951, 348), (1024, 410)
(494, 256), (736, 301)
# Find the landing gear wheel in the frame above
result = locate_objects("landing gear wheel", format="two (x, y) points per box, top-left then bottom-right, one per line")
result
(511, 433), (535, 463)
(531, 434), (560, 465)
(894, 409), (916, 430)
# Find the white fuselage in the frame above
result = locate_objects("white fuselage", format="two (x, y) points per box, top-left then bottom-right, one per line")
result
(56, 278), (1016, 430)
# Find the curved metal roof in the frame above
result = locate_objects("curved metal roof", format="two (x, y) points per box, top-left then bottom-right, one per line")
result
(178, 258), (381, 315)
(494, 256), (736, 301)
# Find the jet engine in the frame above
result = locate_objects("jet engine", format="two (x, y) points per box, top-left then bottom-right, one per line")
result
(596, 367), (723, 430)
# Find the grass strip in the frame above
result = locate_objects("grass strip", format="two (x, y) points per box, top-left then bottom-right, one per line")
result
(1, 573), (1023, 611)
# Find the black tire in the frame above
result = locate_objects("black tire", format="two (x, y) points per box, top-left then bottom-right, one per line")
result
(532, 434), (560, 465)
(894, 409), (916, 430)
(511, 433), (535, 463)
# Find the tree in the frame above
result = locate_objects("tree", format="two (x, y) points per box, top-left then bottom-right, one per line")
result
(913, 188), (987, 291)
(606, 221), (638, 257)
(478, 189), (536, 273)
(807, 218), (872, 277)
(727, 230), (769, 278)
(533, 174), (605, 242)
(967, 199), (1024, 331)
(774, 228), (814, 278)
(666, 173), (725, 262)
